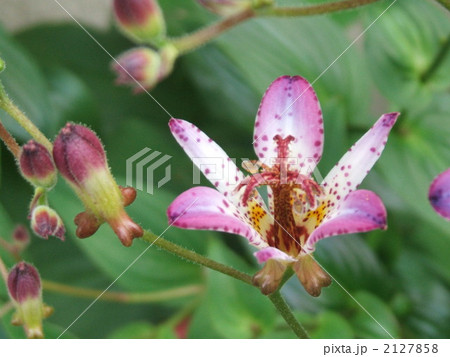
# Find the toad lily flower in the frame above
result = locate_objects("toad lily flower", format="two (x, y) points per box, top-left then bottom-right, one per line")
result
(167, 75), (399, 296)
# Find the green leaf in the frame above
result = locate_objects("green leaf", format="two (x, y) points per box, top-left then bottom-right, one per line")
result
(0, 25), (53, 139)
(310, 311), (354, 339)
(350, 291), (400, 338)
(365, 0), (450, 110)
(189, 239), (276, 338)
(108, 321), (156, 339)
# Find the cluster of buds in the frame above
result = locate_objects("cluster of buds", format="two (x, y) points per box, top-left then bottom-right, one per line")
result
(18, 140), (65, 241)
(7, 262), (53, 338)
(53, 123), (143, 246)
(111, 0), (178, 92)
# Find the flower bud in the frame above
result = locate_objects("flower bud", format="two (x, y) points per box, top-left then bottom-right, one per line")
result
(113, 0), (166, 44)
(12, 224), (30, 249)
(7, 262), (44, 338)
(19, 140), (57, 189)
(53, 123), (143, 246)
(30, 206), (66, 241)
(197, 0), (254, 16)
(112, 45), (177, 92)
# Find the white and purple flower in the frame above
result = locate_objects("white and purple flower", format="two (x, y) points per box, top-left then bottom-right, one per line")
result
(429, 168), (450, 220)
(167, 75), (399, 296)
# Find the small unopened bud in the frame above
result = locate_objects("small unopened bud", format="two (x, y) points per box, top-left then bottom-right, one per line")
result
(293, 254), (331, 297)
(12, 224), (30, 248)
(197, 0), (255, 16)
(53, 123), (143, 246)
(19, 140), (57, 189)
(30, 206), (66, 241)
(112, 45), (177, 92)
(7, 262), (45, 338)
(113, 0), (166, 44)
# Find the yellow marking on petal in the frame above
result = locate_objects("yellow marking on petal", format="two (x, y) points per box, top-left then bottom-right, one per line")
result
(245, 199), (273, 241)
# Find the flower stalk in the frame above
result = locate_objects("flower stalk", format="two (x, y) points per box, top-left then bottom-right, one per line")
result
(0, 120), (21, 160)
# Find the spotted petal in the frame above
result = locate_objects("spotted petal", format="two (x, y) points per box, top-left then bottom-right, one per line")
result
(167, 186), (266, 247)
(322, 112), (399, 202)
(304, 190), (387, 253)
(429, 168), (450, 220)
(169, 118), (245, 200)
(253, 76), (324, 174)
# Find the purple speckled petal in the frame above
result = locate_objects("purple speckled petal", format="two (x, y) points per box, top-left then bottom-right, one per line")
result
(304, 190), (387, 253)
(169, 118), (245, 200)
(253, 76), (324, 174)
(254, 247), (296, 264)
(429, 168), (450, 220)
(321, 112), (399, 203)
(167, 186), (266, 247)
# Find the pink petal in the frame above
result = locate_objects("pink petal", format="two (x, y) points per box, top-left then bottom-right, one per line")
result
(429, 168), (450, 220)
(253, 76), (324, 174)
(304, 190), (387, 253)
(254, 247), (296, 264)
(169, 118), (245, 200)
(322, 112), (399, 201)
(167, 186), (266, 247)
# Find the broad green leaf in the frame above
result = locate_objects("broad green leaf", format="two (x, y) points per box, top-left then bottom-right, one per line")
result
(0, 25), (53, 139)
(310, 311), (354, 339)
(350, 291), (400, 338)
(108, 321), (156, 339)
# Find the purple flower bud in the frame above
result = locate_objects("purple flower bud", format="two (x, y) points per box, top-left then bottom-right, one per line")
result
(197, 0), (253, 16)
(113, 0), (166, 43)
(53, 123), (143, 246)
(12, 224), (30, 246)
(112, 45), (177, 92)
(19, 140), (57, 189)
(429, 168), (450, 220)
(7, 262), (41, 304)
(30, 206), (66, 241)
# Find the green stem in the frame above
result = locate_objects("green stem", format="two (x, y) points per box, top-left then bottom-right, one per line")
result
(0, 255), (8, 283)
(0, 301), (14, 318)
(172, 8), (256, 54)
(0, 83), (52, 152)
(258, 0), (381, 16)
(0, 120), (21, 159)
(142, 231), (253, 285)
(434, 0), (450, 11)
(42, 279), (203, 303)
(421, 34), (450, 83)
(269, 291), (309, 339)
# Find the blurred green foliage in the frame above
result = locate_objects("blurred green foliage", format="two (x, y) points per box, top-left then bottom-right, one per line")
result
(0, 0), (449, 338)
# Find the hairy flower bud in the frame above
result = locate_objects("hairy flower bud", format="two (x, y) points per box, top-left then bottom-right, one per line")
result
(7, 262), (45, 338)
(19, 140), (57, 189)
(53, 123), (143, 246)
(113, 0), (166, 44)
(30, 206), (66, 241)
(112, 45), (177, 92)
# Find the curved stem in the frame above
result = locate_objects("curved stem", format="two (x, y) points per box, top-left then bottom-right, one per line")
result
(142, 231), (253, 285)
(421, 34), (450, 83)
(42, 279), (203, 303)
(172, 9), (255, 54)
(0, 255), (8, 283)
(0, 120), (21, 159)
(0, 82), (52, 152)
(269, 291), (309, 339)
(258, 0), (381, 17)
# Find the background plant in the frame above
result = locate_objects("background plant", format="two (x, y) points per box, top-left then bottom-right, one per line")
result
(0, 0), (449, 338)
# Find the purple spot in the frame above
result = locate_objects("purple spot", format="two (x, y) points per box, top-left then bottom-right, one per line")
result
(314, 141), (321, 147)
(370, 147), (376, 153)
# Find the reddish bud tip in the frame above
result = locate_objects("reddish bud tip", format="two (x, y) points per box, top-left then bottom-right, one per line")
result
(19, 140), (57, 189)
(110, 212), (144, 247)
(7, 262), (41, 304)
(30, 206), (66, 241)
(120, 186), (137, 206)
(74, 212), (101, 239)
(113, 0), (166, 43)
(13, 225), (30, 245)
(53, 123), (106, 186)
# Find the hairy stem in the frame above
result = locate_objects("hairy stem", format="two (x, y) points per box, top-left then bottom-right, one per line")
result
(259, 0), (381, 16)
(269, 291), (309, 339)
(172, 9), (255, 54)
(0, 120), (21, 160)
(42, 280), (203, 303)
(421, 34), (450, 83)
(0, 255), (8, 283)
(142, 231), (253, 285)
